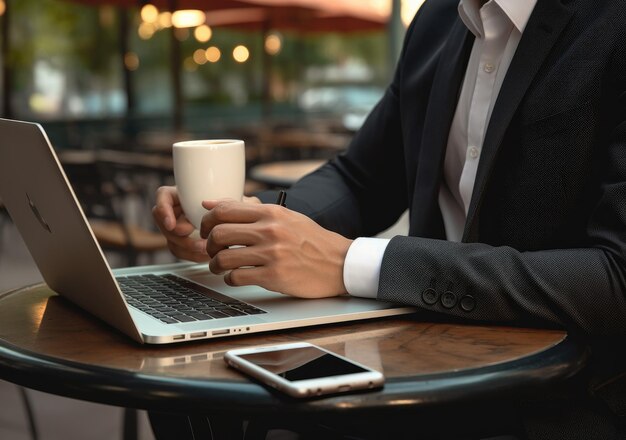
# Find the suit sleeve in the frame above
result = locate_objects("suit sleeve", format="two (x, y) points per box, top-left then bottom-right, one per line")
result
(379, 63), (626, 337)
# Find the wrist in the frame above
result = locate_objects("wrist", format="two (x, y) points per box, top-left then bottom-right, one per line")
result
(332, 236), (353, 295)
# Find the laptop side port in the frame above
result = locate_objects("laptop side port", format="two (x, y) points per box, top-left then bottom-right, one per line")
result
(190, 332), (207, 339)
(212, 329), (231, 336)
(173, 335), (185, 341)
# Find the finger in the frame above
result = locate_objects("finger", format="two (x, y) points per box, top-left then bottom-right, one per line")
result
(163, 226), (208, 253)
(167, 239), (211, 263)
(209, 247), (267, 274)
(224, 266), (269, 288)
(154, 186), (180, 231)
(171, 249), (211, 264)
(243, 196), (261, 205)
(171, 213), (196, 237)
(205, 224), (264, 257)
(154, 208), (195, 238)
(172, 205), (184, 218)
(154, 211), (205, 252)
(200, 201), (265, 238)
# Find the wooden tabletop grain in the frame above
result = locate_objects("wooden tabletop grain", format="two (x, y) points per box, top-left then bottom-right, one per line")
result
(0, 283), (587, 416)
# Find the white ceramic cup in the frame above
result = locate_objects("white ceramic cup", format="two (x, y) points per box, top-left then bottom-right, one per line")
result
(173, 139), (245, 230)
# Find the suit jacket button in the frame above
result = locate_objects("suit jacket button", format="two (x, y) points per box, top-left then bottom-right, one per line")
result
(460, 295), (476, 312)
(422, 288), (439, 305)
(441, 291), (457, 309)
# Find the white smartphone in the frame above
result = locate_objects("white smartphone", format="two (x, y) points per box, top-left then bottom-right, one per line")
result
(224, 342), (385, 398)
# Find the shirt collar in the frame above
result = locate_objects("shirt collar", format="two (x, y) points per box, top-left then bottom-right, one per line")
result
(458, 0), (537, 37)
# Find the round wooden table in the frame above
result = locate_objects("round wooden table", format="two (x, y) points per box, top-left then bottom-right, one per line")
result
(249, 159), (327, 188)
(0, 283), (588, 437)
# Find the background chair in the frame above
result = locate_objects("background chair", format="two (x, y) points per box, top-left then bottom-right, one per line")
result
(60, 151), (168, 267)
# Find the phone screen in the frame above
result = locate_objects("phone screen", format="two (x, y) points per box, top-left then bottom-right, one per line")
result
(237, 345), (368, 381)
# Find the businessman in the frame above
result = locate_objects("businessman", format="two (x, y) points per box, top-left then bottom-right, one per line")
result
(153, 0), (626, 438)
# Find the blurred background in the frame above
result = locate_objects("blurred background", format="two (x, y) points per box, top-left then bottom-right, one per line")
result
(1, 0), (423, 149)
(0, 0), (419, 438)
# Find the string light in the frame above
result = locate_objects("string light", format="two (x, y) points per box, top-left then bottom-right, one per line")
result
(194, 25), (212, 43)
(205, 46), (221, 63)
(233, 45), (250, 63)
(171, 10), (206, 28)
(264, 33), (282, 56)
(158, 12), (172, 28)
(140, 4), (159, 23)
(138, 22), (156, 40)
(193, 49), (208, 65)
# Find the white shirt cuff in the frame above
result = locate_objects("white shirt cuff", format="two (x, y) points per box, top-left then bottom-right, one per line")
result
(343, 237), (391, 299)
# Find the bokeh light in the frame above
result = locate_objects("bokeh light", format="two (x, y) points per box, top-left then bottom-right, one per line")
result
(138, 22), (156, 40)
(140, 4), (159, 23)
(205, 46), (221, 63)
(158, 12), (172, 28)
(171, 10), (205, 28)
(264, 33), (282, 56)
(194, 25), (212, 43)
(193, 49), (208, 65)
(124, 52), (140, 71)
(233, 45), (250, 63)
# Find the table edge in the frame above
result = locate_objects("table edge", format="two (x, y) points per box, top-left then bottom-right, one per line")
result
(0, 329), (589, 416)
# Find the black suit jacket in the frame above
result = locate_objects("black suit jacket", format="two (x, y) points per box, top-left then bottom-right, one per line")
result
(261, 0), (626, 338)
(257, 0), (626, 428)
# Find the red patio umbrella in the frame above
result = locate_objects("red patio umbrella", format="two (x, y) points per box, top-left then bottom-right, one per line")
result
(71, 0), (388, 30)
(204, 7), (386, 33)
(71, 0), (247, 8)
(202, 0), (388, 32)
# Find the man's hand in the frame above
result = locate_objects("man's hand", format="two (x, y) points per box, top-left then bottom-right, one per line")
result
(152, 186), (209, 262)
(152, 186), (260, 262)
(200, 200), (352, 298)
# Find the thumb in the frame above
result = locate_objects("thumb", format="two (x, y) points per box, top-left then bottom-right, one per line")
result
(201, 200), (220, 210)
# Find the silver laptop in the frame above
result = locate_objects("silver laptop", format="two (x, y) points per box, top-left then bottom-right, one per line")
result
(0, 118), (415, 344)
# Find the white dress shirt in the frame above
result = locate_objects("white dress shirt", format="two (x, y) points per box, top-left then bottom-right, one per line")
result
(343, 0), (538, 298)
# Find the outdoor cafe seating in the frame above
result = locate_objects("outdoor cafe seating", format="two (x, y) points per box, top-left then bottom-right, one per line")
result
(59, 150), (169, 267)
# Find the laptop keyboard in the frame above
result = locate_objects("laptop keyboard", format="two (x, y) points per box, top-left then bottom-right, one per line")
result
(117, 274), (266, 324)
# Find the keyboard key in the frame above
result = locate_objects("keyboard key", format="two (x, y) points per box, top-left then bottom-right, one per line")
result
(169, 314), (197, 323)
(241, 308), (265, 315)
(205, 310), (229, 319)
(221, 309), (247, 317)
(188, 312), (214, 321)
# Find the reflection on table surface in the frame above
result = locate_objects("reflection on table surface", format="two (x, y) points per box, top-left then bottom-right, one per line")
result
(0, 284), (568, 383)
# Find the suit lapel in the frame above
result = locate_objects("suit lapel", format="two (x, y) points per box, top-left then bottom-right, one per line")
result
(410, 19), (473, 237)
(462, 0), (574, 242)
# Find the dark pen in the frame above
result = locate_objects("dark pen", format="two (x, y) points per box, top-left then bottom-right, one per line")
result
(275, 190), (287, 207)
